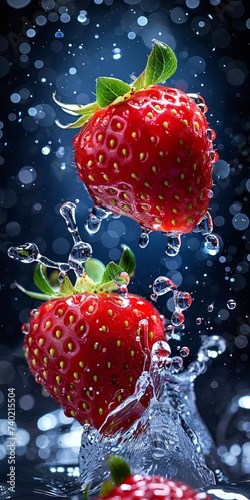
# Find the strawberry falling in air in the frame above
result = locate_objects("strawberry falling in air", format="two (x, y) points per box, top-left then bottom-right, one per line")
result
(54, 40), (218, 255)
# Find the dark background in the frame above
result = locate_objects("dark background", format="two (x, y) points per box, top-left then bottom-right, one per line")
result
(0, 0), (250, 493)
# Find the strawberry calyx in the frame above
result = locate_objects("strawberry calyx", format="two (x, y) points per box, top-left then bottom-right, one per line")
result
(100, 456), (131, 498)
(53, 40), (177, 129)
(15, 244), (136, 302)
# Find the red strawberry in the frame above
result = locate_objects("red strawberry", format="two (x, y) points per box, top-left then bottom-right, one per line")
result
(20, 247), (167, 435)
(54, 41), (217, 237)
(96, 456), (211, 500)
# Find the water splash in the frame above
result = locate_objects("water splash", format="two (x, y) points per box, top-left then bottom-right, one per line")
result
(8, 202), (92, 279)
(79, 335), (227, 494)
(151, 276), (192, 330)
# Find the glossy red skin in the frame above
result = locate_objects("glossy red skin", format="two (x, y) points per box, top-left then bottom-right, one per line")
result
(73, 85), (215, 234)
(24, 293), (166, 434)
(95, 474), (211, 499)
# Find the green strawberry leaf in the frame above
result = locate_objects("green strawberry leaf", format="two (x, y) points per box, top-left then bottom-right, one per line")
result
(96, 77), (131, 108)
(119, 244), (136, 276)
(33, 264), (56, 295)
(133, 40), (177, 90)
(84, 258), (105, 283)
(98, 262), (123, 286)
(107, 456), (131, 487)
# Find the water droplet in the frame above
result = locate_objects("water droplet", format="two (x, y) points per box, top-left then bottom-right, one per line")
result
(138, 229), (150, 249)
(196, 317), (202, 325)
(21, 323), (30, 334)
(173, 291), (192, 311)
(85, 213), (102, 234)
(210, 150), (219, 162)
(153, 276), (177, 296)
(171, 310), (185, 327)
(151, 340), (171, 369)
(227, 299), (236, 310)
(180, 346), (190, 357)
(114, 272), (130, 287)
(207, 304), (214, 312)
(165, 233), (181, 256)
(202, 188), (214, 199)
(198, 212), (213, 235)
(204, 234), (220, 255)
(8, 242), (39, 263)
(92, 205), (111, 220)
(165, 324), (175, 339)
(35, 373), (42, 383)
(150, 293), (158, 302)
(206, 128), (216, 141)
(187, 93), (206, 108)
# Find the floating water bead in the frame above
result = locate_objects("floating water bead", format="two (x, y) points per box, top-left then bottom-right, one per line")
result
(180, 346), (190, 357)
(152, 276), (177, 296)
(173, 291), (192, 311)
(114, 272), (130, 287)
(165, 232), (182, 256)
(171, 310), (185, 327)
(85, 213), (102, 234)
(198, 212), (213, 235)
(204, 234), (220, 255)
(138, 228), (151, 249)
(227, 299), (236, 310)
